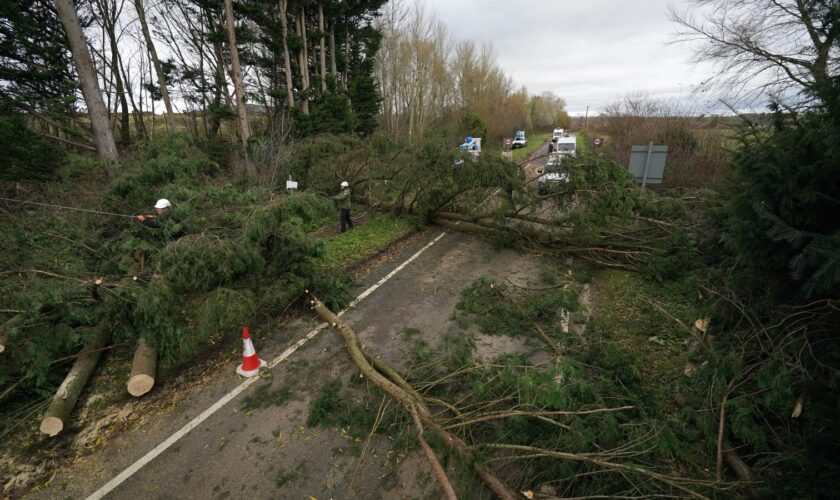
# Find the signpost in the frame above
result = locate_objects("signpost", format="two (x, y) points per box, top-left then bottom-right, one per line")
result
(593, 137), (603, 147)
(502, 138), (513, 159)
(628, 142), (667, 189)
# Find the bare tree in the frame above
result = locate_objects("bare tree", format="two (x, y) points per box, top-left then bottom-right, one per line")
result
(134, 0), (175, 129)
(54, 0), (119, 161)
(671, 0), (840, 105)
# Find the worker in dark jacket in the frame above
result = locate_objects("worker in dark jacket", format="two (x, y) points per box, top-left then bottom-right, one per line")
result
(333, 181), (353, 233)
(135, 198), (186, 239)
(136, 198), (171, 228)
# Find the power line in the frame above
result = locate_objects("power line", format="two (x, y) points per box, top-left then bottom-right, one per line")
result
(0, 197), (136, 219)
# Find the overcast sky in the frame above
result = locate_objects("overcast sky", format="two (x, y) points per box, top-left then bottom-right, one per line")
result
(417, 0), (719, 115)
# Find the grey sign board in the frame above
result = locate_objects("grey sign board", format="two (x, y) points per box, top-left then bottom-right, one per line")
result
(628, 143), (668, 187)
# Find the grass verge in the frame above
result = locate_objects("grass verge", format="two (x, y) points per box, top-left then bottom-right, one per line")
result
(316, 214), (418, 271)
(512, 132), (552, 162)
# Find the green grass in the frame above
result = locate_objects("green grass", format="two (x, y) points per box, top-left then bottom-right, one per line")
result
(512, 132), (552, 162)
(317, 214), (417, 271)
(589, 269), (699, 374)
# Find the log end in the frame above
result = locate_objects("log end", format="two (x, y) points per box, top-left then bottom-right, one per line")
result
(0, 344), (5, 354)
(127, 374), (155, 397)
(40, 416), (64, 437)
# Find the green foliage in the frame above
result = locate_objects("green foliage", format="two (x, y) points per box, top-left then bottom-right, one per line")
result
(701, 82), (840, 494)
(318, 215), (417, 270)
(0, 113), (63, 180)
(460, 112), (488, 141)
(109, 133), (220, 205)
(158, 236), (263, 293)
(295, 93), (357, 136)
(718, 95), (840, 300)
(306, 379), (378, 432)
(456, 277), (577, 339)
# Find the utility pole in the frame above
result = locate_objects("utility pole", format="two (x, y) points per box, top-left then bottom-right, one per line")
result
(583, 105), (589, 130)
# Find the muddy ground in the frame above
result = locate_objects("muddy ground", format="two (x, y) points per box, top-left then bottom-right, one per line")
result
(17, 228), (571, 500)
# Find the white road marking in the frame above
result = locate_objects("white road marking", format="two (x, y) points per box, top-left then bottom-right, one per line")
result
(86, 232), (447, 500)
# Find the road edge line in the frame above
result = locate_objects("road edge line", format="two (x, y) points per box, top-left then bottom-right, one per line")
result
(86, 231), (447, 500)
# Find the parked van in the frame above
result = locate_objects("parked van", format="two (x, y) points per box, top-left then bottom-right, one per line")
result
(552, 128), (565, 142)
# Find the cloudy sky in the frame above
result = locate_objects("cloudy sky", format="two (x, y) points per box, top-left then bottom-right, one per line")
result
(417, 0), (719, 115)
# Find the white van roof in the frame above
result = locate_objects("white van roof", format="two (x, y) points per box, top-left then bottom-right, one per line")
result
(557, 136), (576, 145)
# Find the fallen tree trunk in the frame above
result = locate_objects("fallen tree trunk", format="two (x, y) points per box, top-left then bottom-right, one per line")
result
(433, 217), (503, 237)
(308, 293), (518, 500)
(127, 335), (157, 397)
(39, 321), (111, 437)
(0, 314), (25, 353)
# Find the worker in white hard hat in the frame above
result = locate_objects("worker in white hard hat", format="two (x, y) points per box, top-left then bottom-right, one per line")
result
(136, 198), (171, 228)
(332, 181), (354, 233)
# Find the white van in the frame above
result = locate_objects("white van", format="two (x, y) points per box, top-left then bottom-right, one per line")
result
(552, 128), (565, 141)
(555, 135), (577, 157)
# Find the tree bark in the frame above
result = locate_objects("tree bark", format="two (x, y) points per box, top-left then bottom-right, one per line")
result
(134, 0), (174, 129)
(127, 335), (157, 397)
(296, 10), (310, 114)
(279, 0), (295, 108)
(54, 0), (119, 161)
(223, 0), (255, 173)
(318, 2), (327, 93)
(40, 322), (111, 437)
(329, 21), (337, 78)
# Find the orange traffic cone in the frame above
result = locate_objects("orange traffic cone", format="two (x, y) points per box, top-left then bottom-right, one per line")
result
(236, 327), (266, 377)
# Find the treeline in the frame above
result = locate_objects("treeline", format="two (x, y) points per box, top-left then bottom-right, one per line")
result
(376, 1), (570, 142)
(1, 0), (387, 177)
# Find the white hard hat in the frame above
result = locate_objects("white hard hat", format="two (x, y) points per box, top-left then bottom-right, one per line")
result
(154, 198), (171, 209)
(340, 181), (349, 187)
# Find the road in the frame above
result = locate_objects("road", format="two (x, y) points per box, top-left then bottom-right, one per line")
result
(31, 229), (558, 499)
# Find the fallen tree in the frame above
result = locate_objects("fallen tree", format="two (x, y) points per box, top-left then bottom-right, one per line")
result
(308, 292), (519, 499)
(39, 321), (111, 437)
(309, 291), (715, 498)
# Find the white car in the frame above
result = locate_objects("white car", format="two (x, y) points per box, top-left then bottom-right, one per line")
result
(537, 155), (569, 194)
(511, 137), (528, 148)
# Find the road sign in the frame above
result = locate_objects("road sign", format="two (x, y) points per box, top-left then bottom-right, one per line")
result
(504, 138), (512, 146)
(628, 142), (667, 188)
(593, 137), (603, 146)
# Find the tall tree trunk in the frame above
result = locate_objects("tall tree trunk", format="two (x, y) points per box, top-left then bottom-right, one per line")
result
(343, 21), (350, 89)
(296, 10), (310, 114)
(134, 0), (174, 130)
(55, 0), (118, 161)
(223, 0), (254, 173)
(318, 2), (327, 93)
(279, 0), (295, 108)
(329, 21), (337, 78)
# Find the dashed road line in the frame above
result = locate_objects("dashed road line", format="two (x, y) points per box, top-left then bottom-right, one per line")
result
(86, 231), (447, 500)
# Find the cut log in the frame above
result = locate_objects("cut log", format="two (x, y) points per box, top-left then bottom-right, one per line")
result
(39, 321), (111, 437)
(0, 314), (25, 354)
(127, 335), (157, 397)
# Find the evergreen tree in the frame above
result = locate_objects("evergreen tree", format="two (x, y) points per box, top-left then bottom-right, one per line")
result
(0, 0), (78, 179)
(718, 78), (840, 300)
